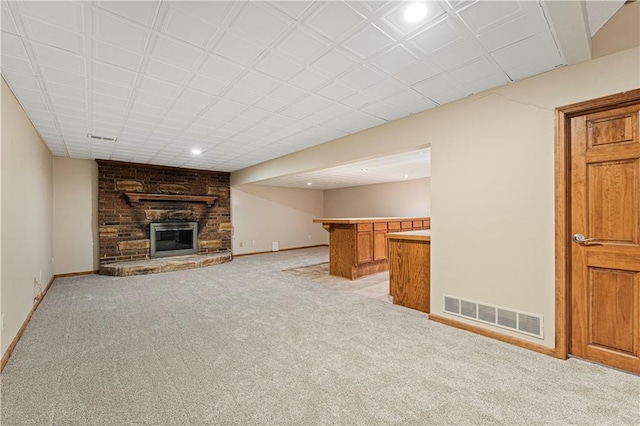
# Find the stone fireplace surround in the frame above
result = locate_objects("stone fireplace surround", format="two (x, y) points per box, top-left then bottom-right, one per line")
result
(97, 160), (232, 274)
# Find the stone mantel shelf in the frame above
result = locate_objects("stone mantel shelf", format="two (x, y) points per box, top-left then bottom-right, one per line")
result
(124, 192), (218, 207)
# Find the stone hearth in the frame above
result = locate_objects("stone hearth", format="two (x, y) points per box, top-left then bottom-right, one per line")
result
(100, 252), (232, 277)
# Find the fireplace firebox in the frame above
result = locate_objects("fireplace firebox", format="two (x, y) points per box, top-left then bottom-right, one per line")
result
(150, 222), (198, 258)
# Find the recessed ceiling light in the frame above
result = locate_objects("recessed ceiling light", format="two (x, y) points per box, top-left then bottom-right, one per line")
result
(404, 3), (428, 22)
(191, 148), (202, 155)
(361, 168), (368, 172)
(306, 182), (313, 186)
(404, 174), (410, 178)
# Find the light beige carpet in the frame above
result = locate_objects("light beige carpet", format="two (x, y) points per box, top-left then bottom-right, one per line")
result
(1, 247), (638, 425)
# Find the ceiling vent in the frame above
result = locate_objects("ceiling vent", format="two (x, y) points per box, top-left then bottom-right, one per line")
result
(87, 133), (117, 142)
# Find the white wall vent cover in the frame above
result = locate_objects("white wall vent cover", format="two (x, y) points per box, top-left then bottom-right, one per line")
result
(443, 295), (543, 339)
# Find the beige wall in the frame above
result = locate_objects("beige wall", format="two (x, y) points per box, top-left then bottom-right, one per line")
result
(232, 47), (640, 348)
(1, 79), (54, 357)
(324, 178), (431, 218)
(53, 157), (99, 275)
(592, 1), (640, 59)
(231, 185), (327, 255)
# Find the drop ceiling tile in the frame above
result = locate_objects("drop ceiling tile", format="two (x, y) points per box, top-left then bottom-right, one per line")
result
(295, 94), (333, 113)
(165, 102), (204, 114)
(138, 76), (180, 99)
(409, 16), (464, 56)
(429, 87), (468, 105)
(412, 75), (468, 104)
(54, 105), (86, 119)
(394, 62), (439, 85)
(288, 68), (330, 91)
(92, 61), (136, 86)
(254, 96), (288, 113)
(1, 55), (35, 74)
(312, 49), (359, 77)
(145, 58), (190, 84)
(176, 88), (214, 108)
(209, 98), (248, 115)
(45, 81), (85, 100)
(23, 16), (84, 55)
(275, 27), (330, 64)
(2, 3), (19, 35)
(162, 6), (218, 48)
(152, 35), (203, 70)
(212, 32), (263, 66)
(169, 2), (233, 26)
(381, 1), (446, 36)
(129, 101), (164, 118)
(315, 80), (356, 102)
(95, 1), (160, 27)
(450, 56), (503, 83)
(491, 32), (564, 80)
(94, 92), (129, 110)
(386, 90), (438, 114)
(363, 79), (407, 99)
(306, 2), (366, 42)
(269, 1), (313, 19)
(462, 73), (512, 95)
(308, 102), (351, 122)
(1, 32), (28, 59)
(136, 91), (174, 109)
(341, 91), (377, 108)
(18, 1), (83, 32)
(432, 39), (485, 71)
(370, 45), (418, 74)
(457, 0), (523, 33)
(94, 41), (142, 71)
(188, 74), (227, 95)
(199, 54), (245, 83)
(278, 105), (311, 119)
(10, 87), (44, 105)
(231, 3), (290, 48)
(477, 8), (549, 52)
(255, 52), (299, 79)
(236, 71), (280, 94)
(223, 86), (263, 106)
(322, 110), (386, 133)
(93, 9), (149, 53)
(32, 43), (85, 74)
(343, 23), (395, 59)
(340, 65), (385, 90)
(2, 71), (41, 92)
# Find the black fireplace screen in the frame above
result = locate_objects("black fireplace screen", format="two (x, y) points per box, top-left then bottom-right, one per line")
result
(150, 222), (197, 258)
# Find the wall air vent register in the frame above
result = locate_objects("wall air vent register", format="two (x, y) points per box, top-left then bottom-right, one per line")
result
(443, 295), (543, 339)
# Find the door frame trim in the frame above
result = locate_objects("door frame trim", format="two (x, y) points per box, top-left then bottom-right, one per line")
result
(554, 88), (640, 360)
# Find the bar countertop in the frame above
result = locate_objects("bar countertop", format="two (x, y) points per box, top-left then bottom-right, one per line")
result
(313, 217), (427, 224)
(386, 230), (431, 241)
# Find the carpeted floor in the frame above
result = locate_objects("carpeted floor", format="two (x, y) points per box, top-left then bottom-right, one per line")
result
(1, 247), (638, 425)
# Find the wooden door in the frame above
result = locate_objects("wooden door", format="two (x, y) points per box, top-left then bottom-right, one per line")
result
(570, 103), (640, 373)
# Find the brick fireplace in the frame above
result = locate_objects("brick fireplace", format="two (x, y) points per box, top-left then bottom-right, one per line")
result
(97, 160), (231, 269)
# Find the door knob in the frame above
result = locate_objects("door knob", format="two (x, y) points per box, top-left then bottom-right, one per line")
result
(573, 233), (586, 244)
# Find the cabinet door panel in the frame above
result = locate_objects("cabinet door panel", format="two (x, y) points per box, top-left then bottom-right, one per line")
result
(357, 231), (373, 264)
(374, 230), (387, 261)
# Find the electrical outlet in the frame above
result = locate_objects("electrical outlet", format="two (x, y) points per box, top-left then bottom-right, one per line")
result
(239, 241), (243, 247)
(307, 235), (312, 241)
(252, 240), (256, 246)
(39, 271), (42, 282)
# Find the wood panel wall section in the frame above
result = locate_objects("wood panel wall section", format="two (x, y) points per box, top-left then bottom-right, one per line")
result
(313, 217), (430, 279)
(387, 230), (431, 313)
